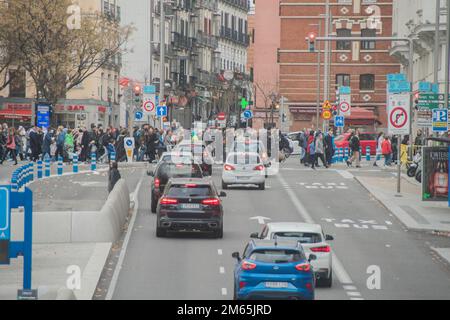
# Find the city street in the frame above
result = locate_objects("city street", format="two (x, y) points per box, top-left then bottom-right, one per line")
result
(108, 159), (450, 300)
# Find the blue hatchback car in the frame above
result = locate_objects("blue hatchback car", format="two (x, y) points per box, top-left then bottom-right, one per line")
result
(232, 239), (316, 300)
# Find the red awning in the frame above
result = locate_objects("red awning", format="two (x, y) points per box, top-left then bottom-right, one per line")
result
(345, 107), (379, 121)
(0, 109), (32, 119)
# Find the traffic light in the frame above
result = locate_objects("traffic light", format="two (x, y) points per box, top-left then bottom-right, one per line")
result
(306, 32), (316, 52)
(414, 92), (420, 110)
(133, 85), (142, 103)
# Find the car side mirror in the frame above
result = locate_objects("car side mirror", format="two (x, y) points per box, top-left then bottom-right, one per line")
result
(232, 252), (241, 261)
(308, 254), (317, 262)
(250, 232), (259, 239)
(325, 235), (334, 241)
(147, 170), (154, 177)
(219, 191), (227, 197)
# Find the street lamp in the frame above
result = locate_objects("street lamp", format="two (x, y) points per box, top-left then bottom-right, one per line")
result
(309, 21), (322, 130)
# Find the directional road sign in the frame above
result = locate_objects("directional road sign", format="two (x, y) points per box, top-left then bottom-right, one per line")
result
(243, 110), (253, 120)
(135, 111), (143, 121)
(335, 116), (345, 128)
(143, 85), (156, 95)
(156, 106), (168, 118)
(432, 109), (448, 132)
(418, 93), (450, 109)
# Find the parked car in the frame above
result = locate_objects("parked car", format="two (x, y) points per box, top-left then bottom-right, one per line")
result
(334, 132), (378, 155)
(232, 239), (316, 300)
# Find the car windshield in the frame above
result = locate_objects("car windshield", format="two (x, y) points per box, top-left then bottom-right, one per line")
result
(249, 249), (303, 264)
(227, 153), (261, 164)
(157, 163), (203, 179)
(272, 232), (322, 244)
(167, 185), (213, 197)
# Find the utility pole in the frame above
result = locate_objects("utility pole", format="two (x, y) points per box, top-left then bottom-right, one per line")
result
(159, 0), (165, 130)
(434, 0), (441, 85)
(149, 0), (154, 126)
(324, 0), (330, 102)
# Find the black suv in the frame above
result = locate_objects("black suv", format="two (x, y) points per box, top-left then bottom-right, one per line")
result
(148, 161), (204, 213)
(156, 178), (226, 238)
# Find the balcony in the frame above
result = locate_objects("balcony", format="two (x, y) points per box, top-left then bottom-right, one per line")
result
(223, 0), (249, 12)
(154, 2), (173, 16)
(195, 0), (218, 12)
(197, 30), (218, 48)
(220, 26), (250, 46)
(172, 32), (193, 50)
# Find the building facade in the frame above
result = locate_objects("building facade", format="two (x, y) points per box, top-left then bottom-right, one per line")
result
(279, 0), (401, 132)
(0, 0), (123, 129)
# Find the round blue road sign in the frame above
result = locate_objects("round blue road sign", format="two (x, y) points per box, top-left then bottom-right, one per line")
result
(135, 111), (143, 120)
(243, 110), (253, 119)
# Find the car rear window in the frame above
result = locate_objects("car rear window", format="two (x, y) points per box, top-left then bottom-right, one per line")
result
(156, 163), (203, 179)
(272, 232), (322, 244)
(227, 153), (261, 164)
(167, 185), (213, 197)
(249, 249), (303, 263)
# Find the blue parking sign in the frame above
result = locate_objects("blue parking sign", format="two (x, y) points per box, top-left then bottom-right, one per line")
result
(335, 116), (345, 128)
(432, 109), (448, 132)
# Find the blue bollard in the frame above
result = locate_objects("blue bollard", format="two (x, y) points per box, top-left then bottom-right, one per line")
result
(91, 152), (97, 171)
(338, 148), (343, 162)
(44, 155), (51, 177)
(11, 173), (18, 192)
(37, 160), (43, 179)
(344, 148), (349, 162)
(73, 154), (79, 173)
(29, 162), (34, 182)
(366, 146), (371, 161)
(110, 151), (116, 162)
(57, 156), (63, 176)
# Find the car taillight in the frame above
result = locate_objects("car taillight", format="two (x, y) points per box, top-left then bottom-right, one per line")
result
(306, 282), (313, 291)
(202, 198), (221, 206)
(253, 165), (264, 171)
(295, 263), (311, 272)
(160, 197), (178, 205)
(239, 281), (247, 289)
(154, 178), (160, 188)
(310, 246), (330, 253)
(224, 164), (235, 171)
(241, 261), (257, 270)
(185, 184), (197, 188)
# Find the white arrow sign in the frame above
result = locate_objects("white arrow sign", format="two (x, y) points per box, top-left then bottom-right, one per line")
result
(250, 216), (271, 225)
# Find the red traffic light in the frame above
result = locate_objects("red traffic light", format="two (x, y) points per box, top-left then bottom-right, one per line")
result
(133, 85), (142, 96)
(307, 32), (316, 41)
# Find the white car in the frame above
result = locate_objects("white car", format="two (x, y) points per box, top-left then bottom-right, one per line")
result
(230, 139), (270, 168)
(251, 222), (334, 287)
(221, 152), (266, 190)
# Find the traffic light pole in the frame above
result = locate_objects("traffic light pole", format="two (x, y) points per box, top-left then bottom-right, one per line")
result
(160, 0), (165, 130)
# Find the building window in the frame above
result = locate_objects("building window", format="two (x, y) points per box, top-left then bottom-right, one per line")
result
(336, 28), (351, 50)
(360, 74), (375, 90)
(361, 28), (376, 50)
(8, 69), (26, 98)
(336, 74), (350, 89)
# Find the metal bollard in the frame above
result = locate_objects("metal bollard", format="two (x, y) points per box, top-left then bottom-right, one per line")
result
(57, 156), (63, 176)
(366, 146), (371, 161)
(91, 152), (97, 171)
(44, 155), (51, 177)
(37, 160), (43, 179)
(73, 154), (79, 173)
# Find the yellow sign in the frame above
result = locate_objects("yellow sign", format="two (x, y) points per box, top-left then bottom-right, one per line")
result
(322, 100), (332, 110)
(322, 110), (332, 120)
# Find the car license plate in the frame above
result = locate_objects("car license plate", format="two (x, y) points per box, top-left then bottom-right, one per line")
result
(237, 176), (250, 180)
(180, 203), (200, 209)
(265, 282), (288, 288)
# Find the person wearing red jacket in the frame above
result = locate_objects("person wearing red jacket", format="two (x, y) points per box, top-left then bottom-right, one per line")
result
(0, 127), (18, 165)
(381, 136), (392, 167)
(305, 131), (315, 167)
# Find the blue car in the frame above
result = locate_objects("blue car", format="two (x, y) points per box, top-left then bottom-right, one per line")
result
(232, 239), (316, 300)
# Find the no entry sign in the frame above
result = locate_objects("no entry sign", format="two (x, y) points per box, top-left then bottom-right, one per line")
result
(388, 94), (410, 135)
(142, 100), (155, 115)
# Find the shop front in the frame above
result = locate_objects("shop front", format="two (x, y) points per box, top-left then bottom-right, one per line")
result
(0, 101), (33, 128)
(54, 103), (108, 129)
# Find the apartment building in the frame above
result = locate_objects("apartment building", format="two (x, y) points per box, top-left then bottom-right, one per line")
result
(0, 0), (123, 129)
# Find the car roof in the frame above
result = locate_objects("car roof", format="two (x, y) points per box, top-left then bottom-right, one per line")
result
(266, 222), (323, 234)
(168, 178), (212, 186)
(250, 239), (302, 250)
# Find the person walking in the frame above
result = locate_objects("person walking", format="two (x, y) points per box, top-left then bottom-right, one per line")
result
(56, 126), (66, 160)
(64, 129), (75, 162)
(381, 136), (393, 167)
(108, 161), (121, 193)
(0, 128), (18, 165)
(146, 127), (158, 163)
(373, 132), (384, 167)
(41, 128), (53, 161)
(312, 133), (328, 170)
(29, 126), (41, 161)
(347, 130), (361, 168)
(305, 131), (315, 167)
(324, 128), (335, 166)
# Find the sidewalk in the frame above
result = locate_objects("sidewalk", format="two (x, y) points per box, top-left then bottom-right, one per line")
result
(355, 174), (450, 267)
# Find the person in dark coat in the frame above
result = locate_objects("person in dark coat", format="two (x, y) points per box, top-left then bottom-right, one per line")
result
(80, 128), (91, 162)
(145, 127), (158, 163)
(29, 126), (41, 161)
(41, 129), (53, 160)
(108, 161), (121, 193)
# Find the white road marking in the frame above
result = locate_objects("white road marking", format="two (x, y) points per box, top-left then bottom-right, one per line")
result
(350, 297), (365, 300)
(218, 249), (223, 256)
(336, 170), (354, 179)
(277, 174), (355, 287)
(220, 267), (225, 274)
(221, 288), (228, 296)
(385, 221), (393, 225)
(343, 285), (357, 291)
(347, 291), (362, 297)
(105, 175), (144, 300)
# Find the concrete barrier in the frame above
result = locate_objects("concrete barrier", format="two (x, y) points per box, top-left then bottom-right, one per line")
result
(11, 179), (130, 244)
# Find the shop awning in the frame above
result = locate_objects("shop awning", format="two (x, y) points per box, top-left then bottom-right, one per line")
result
(0, 109), (32, 119)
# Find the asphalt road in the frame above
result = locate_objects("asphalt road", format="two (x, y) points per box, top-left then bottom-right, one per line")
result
(110, 158), (450, 300)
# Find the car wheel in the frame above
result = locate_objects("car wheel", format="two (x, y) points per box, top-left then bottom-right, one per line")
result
(318, 270), (333, 288)
(407, 167), (416, 178)
(156, 227), (166, 238)
(151, 193), (157, 214)
(259, 183), (265, 190)
(222, 181), (228, 189)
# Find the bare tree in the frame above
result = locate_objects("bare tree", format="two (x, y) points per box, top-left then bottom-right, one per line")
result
(254, 80), (279, 125)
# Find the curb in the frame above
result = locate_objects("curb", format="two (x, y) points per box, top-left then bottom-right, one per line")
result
(430, 247), (450, 268)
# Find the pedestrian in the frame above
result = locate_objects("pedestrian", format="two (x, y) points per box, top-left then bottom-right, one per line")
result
(347, 130), (361, 168)
(108, 161), (121, 193)
(0, 127), (18, 165)
(56, 126), (66, 160)
(17, 126), (27, 161)
(324, 128), (335, 166)
(107, 138), (116, 163)
(309, 134), (316, 169)
(381, 136), (392, 167)
(64, 129), (75, 162)
(312, 132), (328, 170)
(414, 129), (426, 150)
(29, 125), (41, 161)
(305, 130), (315, 167)
(373, 132), (384, 167)
(0, 126), (6, 162)
(41, 128), (53, 160)
(146, 127), (158, 163)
